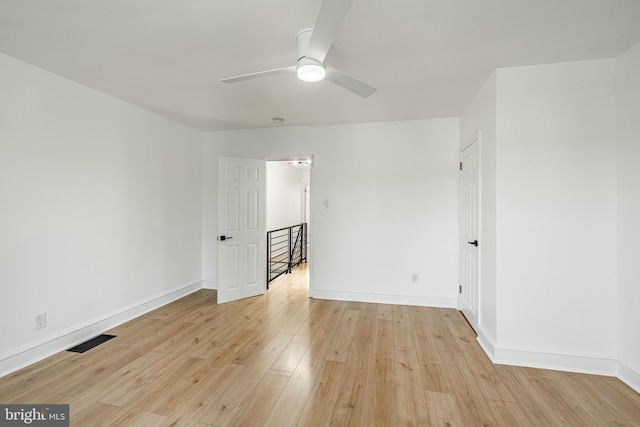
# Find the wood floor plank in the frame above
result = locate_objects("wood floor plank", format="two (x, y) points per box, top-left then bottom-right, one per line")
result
(376, 303), (393, 320)
(95, 350), (178, 406)
(123, 410), (169, 426)
(276, 298), (311, 335)
(270, 330), (313, 373)
(494, 365), (560, 427)
(185, 363), (248, 425)
(168, 359), (242, 422)
(230, 331), (277, 366)
(228, 372), (290, 427)
(1, 264), (639, 426)
(301, 298), (332, 335)
(413, 323), (444, 366)
(445, 352), (497, 426)
(420, 362), (452, 394)
(364, 372), (397, 427)
(120, 356), (209, 416)
(574, 373), (640, 422)
(425, 390), (465, 427)
(365, 316), (397, 427)
(53, 346), (145, 396)
(316, 301), (348, 339)
(353, 302), (377, 344)
(424, 308), (460, 357)
(148, 360), (214, 417)
(262, 336), (333, 427)
(552, 370), (637, 426)
(392, 305), (415, 348)
(1, 351), (75, 387)
(372, 318), (394, 363)
(394, 345), (430, 426)
(5, 352), (83, 390)
(71, 401), (120, 427)
(523, 370), (586, 414)
(0, 383), (29, 402)
(201, 333), (292, 426)
(486, 399), (533, 427)
(296, 360), (347, 427)
(187, 326), (236, 360)
(553, 409), (604, 427)
(326, 338), (351, 363)
(327, 342), (372, 427)
(450, 325), (514, 402)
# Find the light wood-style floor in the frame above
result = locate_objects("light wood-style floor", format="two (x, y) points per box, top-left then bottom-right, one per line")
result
(1, 264), (639, 426)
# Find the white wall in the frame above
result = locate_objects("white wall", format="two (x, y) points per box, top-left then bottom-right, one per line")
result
(266, 162), (309, 231)
(0, 53), (203, 374)
(203, 119), (460, 306)
(616, 41), (640, 390)
(460, 59), (623, 375)
(495, 59), (618, 372)
(459, 72), (498, 351)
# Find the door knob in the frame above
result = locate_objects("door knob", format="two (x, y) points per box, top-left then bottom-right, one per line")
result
(218, 235), (233, 241)
(467, 240), (478, 247)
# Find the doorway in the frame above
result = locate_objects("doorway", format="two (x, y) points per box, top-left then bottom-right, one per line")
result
(216, 157), (312, 304)
(265, 160), (311, 289)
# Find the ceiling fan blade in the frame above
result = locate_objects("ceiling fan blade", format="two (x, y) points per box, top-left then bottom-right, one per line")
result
(325, 66), (377, 98)
(306, 0), (354, 63)
(220, 66), (296, 83)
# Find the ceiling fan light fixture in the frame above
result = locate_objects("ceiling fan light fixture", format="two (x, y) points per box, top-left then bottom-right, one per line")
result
(220, 4), (377, 97)
(297, 58), (325, 82)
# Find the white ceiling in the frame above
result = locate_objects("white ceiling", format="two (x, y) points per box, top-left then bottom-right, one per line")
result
(1, 0), (639, 131)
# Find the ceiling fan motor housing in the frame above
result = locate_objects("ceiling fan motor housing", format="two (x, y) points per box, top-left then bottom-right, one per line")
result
(296, 28), (325, 82)
(296, 28), (314, 61)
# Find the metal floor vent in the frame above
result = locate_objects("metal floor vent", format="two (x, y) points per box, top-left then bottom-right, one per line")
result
(67, 334), (116, 353)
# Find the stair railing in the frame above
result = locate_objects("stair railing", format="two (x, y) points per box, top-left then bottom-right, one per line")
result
(267, 223), (307, 285)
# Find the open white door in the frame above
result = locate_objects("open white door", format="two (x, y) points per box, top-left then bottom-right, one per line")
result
(459, 136), (480, 331)
(217, 157), (266, 304)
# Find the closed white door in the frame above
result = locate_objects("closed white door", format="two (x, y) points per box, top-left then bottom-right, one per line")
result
(217, 157), (266, 304)
(460, 138), (480, 330)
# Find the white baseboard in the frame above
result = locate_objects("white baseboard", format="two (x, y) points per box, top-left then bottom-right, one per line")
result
(312, 290), (458, 308)
(476, 325), (497, 361)
(202, 280), (217, 290)
(618, 358), (640, 394)
(0, 280), (203, 378)
(476, 338), (618, 377)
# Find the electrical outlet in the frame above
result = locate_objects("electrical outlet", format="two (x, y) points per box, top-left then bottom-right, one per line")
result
(411, 273), (419, 284)
(35, 313), (46, 330)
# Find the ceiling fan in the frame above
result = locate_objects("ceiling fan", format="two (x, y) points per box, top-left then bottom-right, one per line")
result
(220, 0), (377, 98)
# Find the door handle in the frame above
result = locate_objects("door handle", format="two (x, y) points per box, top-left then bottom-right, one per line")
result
(218, 236), (234, 241)
(467, 240), (478, 247)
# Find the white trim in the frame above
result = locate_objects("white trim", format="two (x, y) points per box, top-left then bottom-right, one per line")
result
(475, 338), (618, 376)
(476, 325), (496, 361)
(202, 280), (217, 290)
(617, 358), (640, 394)
(312, 290), (458, 308)
(0, 280), (202, 378)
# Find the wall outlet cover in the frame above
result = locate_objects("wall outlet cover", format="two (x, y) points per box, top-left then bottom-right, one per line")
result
(35, 313), (46, 330)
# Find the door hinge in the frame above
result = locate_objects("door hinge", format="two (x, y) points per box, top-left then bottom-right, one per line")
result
(459, 285), (462, 294)
(459, 161), (463, 171)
